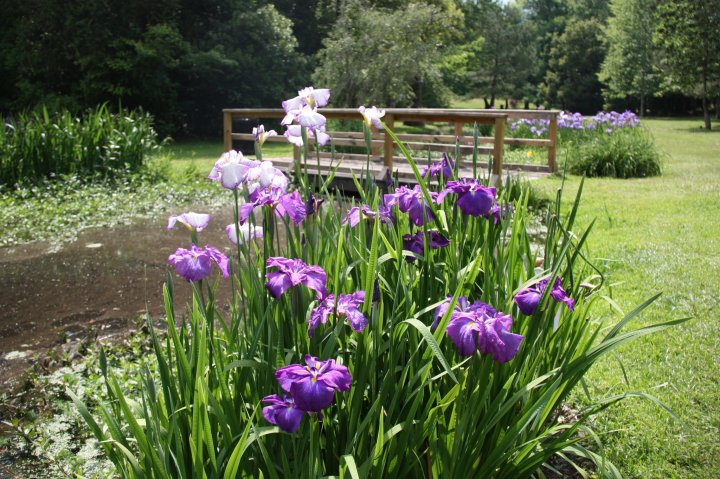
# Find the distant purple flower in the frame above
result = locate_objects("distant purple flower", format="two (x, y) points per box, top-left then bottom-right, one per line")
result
(168, 244), (229, 282)
(342, 204), (394, 228)
(262, 394), (305, 433)
(275, 355), (352, 412)
(238, 187), (306, 226)
(358, 105), (385, 128)
(514, 277), (575, 315)
(422, 154), (455, 179)
(225, 223), (263, 245)
(385, 185), (438, 226)
(265, 257), (328, 300)
(253, 125), (277, 146)
(437, 178), (496, 218)
(402, 231), (449, 262)
(308, 291), (367, 337)
(167, 212), (211, 232)
(439, 297), (523, 363)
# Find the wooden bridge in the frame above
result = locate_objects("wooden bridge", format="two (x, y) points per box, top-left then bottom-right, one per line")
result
(223, 108), (559, 185)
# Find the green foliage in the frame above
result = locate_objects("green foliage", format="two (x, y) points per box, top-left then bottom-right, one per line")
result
(654, 0), (720, 129)
(543, 19), (606, 113)
(566, 127), (663, 178)
(0, 105), (159, 185)
(0, 0), (305, 137)
(71, 126), (679, 477)
(313, 0), (460, 107)
(599, 0), (661, 115)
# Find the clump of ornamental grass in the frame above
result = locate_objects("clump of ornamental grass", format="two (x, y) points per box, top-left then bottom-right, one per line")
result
(0, 104), (160, 185)
(566, 126), (663, 178)
(70, 88), (684, 478)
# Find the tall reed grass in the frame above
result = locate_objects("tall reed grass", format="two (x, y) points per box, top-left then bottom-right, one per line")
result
(0, 104), (159, 185)
(70, 109), (682, 478)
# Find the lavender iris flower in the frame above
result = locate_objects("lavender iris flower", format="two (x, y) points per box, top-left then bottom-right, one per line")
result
(284, 125), (330, 147)
(436, 296), (523, 363)
(385, 185), (438, 226)
(167, 212), (211, 232)
(253, 125), (277, 146)
(514, 277), (575, 315)
(358, 105), (385, 129)
(262, 394), (305, 433)
(281, 86), (330, 130)
(265, 257), (328, 300)
(402, 231), (449, 262)
(168, 244), (229, 282)
(274, 355), (352, 412)
(437, 178), (496, 218)
(225, 223), (263, 244)
(308, 291), (367, 337)
(342, 204), (394, 228)
(421, 154), (455, 179)
(208, 149), (246, 183)
(238, 187), (306, 226)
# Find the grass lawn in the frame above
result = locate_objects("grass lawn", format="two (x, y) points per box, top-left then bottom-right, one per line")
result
(165, 139), (292, 175)
(534, 118), (720, 478)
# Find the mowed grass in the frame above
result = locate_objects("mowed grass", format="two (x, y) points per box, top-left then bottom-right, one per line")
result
(535, 118), (720, 478)
(166, 120), (718, 476)
(165, 139), (292, 174)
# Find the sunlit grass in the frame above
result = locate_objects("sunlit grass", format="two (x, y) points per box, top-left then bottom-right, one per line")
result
(535, 118), (720, 478)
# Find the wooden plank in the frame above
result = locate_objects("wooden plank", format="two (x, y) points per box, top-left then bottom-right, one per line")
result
(492, 117), (505, 185)
(548, 115), (558, 173)
(223, 111), (233, 151)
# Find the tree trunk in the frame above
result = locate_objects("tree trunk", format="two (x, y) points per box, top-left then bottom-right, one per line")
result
(640, 91), (645, 118)
(483, 98), (491, 109)
(715, 101), (719, 119)
(702, 94), (711, 130)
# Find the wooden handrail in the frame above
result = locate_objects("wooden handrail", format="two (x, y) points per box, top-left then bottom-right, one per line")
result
(222, 108), (560, 180)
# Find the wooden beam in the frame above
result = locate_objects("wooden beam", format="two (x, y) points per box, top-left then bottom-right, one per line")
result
(223, 111), (233, 151)
(492, 117), (505, 185)
(548, 115), (558, 173)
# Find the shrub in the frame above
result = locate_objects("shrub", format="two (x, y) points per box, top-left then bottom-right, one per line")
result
(566, 127), (662, 178)
(0, 104), (160, 185)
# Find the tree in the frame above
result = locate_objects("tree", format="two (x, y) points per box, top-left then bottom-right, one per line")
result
(465, 1), (537, 107)
(655, 0), (720, 129)
(313, 1), (461, 108)
(542, 19), (606, 112)
(599, 0), (660, 116)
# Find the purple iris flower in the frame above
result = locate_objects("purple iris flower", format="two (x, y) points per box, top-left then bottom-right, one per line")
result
(309, 291), (367, 337)
(437, 178), (496, 218)
(168, 244), (229, 282)
(265, 257), (328, 300)
(385, 185), (438, 226)
(431, 296), (482, 331)
(402, 231), (449, 262)
(437, 296), (523, 363)
(305, 194), (325, 216)
(238, 187), (306, 226)
(262, 394), (305, 433)
(167, 212), (210, 232)
(514, 277), (575, 315)
(274, 355), (352, 412)
(342, 204), (394, 228)
(489, 203), (514, 224)
(422, 154), (455, 179)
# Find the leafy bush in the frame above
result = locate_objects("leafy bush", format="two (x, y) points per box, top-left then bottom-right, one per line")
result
(566, 127), (662, 178)
(0, 105), (160, 185)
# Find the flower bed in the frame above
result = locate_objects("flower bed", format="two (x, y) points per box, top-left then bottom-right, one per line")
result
(71, 89), (680, 478)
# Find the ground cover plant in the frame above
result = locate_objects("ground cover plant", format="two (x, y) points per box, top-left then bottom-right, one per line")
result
(70, 88), (683, 478)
